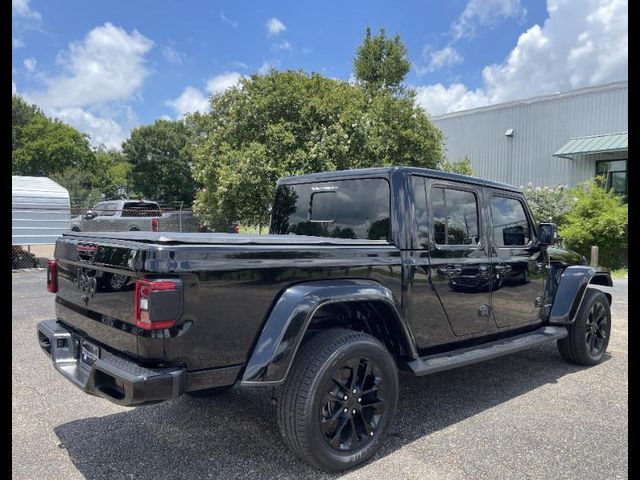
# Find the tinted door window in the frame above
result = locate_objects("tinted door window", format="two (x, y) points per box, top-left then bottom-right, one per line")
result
(432, 187), (479, 246)
(490, 196), (531, 246)
(270, 179), (390, 240)
(92, 203), (106, 216)
(101, 202), (118, 217)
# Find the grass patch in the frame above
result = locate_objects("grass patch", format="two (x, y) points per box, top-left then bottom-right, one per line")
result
(609, 267), (628, 279)
(238, 225), (263, 235)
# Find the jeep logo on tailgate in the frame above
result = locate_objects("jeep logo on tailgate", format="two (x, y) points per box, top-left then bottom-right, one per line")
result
(75, 268), (97, 304)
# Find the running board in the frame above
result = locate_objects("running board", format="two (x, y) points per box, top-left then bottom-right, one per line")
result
(400, 326), (568, 376)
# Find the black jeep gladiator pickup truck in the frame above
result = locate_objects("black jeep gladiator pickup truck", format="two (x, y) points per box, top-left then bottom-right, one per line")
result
(38, 167), (612, 472)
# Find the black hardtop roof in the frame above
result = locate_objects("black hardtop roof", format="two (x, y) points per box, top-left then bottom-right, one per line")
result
(277, 167), (521, 193)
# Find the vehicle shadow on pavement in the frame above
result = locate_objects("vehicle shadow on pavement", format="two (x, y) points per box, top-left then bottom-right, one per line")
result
(54, 343), (604, 480)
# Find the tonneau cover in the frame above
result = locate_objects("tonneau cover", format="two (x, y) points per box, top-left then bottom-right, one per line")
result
(63, 231), (391, 246)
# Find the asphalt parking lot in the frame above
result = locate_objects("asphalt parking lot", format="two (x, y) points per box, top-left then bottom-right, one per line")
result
(13, 270), (627, 479)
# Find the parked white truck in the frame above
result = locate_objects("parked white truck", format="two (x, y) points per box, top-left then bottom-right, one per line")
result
(70, 200), (206, 233)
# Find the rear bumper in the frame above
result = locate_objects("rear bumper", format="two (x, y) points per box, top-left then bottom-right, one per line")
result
(37, 319), (186, 406)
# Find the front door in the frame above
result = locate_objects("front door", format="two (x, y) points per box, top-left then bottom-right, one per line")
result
(487, 192), (546, 328)
(427, 180), (492, 337)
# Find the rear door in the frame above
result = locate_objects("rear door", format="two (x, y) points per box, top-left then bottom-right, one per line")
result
(487, 191), (546, 328)
(426, 179), (492, 337)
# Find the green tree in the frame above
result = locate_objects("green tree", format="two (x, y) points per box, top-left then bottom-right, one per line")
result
(122, 119), (197, 204)
(192, 71), (443, 230)
(353, 27), (411, 92)
(560, 177), (628, 268)
(94, 147), (134, 199)
(437, 156), (474, 176)
(12, 113), (95, 177)
(12, 95), (43, 152)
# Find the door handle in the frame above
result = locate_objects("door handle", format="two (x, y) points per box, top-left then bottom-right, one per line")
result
(437, 266), (462, 277)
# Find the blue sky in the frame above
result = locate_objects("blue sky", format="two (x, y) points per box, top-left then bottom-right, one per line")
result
(12, 0), (627, 148)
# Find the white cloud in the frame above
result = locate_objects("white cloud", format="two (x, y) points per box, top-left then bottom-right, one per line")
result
(168, 71), (244, 118)
(220, 11), (239, 28)
(167, 86), (210, 118)
(206, 72), (242, 94)
(12, 0), (42, 48)
(416, 0), (524, 75)
(23, 57), (37, 73)
(420, 46), (463, 74)
(258, 61), (275, 74)
(13, 81), (17, 95)
(452, 0), (525, 40)
(415, 0), (627, 116)
(415, 84), (490, 116)
(19, 23), (154, 148)
(26, 23), (153, 109)
(274, 40), (292, 51)
(12, 0), (41, 22)
(49, 107), (130, 149)
(266, 17), (286, 36)
(163, 45), (188, 65)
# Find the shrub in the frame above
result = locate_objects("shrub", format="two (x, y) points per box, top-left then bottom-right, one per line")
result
(437, 156), (474, 176)
(560, 177), (628, 268)
(521, 183), (573, 225)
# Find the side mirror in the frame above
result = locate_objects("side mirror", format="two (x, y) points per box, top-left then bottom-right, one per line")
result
(537, 223), (556, 246)
(83, 210), (96, 220)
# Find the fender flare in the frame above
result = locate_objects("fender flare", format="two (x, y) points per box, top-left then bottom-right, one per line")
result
(548, 266), (612, 324)
(240, 279), (416, 385)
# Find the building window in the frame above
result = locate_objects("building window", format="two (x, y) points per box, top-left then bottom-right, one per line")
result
(595, 159), (627, 197)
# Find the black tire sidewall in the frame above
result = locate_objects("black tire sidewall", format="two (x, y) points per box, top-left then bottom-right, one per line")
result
(304, 339), (398, 472)
(576, 290), (611, 363)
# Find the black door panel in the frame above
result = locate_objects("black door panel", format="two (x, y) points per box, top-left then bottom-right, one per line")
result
(487, 193), (546, 328)
(426, 181), (492, 337)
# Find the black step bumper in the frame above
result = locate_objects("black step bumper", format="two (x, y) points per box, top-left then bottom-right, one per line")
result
(37, 319), (186, 406)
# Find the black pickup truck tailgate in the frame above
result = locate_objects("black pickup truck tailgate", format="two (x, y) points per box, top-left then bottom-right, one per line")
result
(53, 234), (149, 360)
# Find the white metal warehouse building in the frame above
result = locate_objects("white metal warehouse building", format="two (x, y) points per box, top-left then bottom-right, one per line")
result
(430, 81), (628, 196)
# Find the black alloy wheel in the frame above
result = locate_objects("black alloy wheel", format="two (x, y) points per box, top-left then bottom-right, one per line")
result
(585, 300), (608, 356)
(320, 357), (385, 452)
(558, 287), (611, 366)
(277, 328), (399, 472)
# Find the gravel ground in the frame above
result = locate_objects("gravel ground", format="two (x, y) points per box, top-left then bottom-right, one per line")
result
(12, 271), (627, 479)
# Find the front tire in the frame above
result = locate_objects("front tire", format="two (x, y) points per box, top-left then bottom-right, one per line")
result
(557, 288), (611, 366)
(277, 329), (398, 472)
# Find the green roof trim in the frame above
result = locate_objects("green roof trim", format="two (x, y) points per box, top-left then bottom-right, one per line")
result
(554, 132), (628, 158)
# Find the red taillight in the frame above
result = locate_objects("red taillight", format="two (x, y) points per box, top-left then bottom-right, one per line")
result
(134, 279), (180, 330)
(151, 218), (160, 232)
(46, 260), (58, 293)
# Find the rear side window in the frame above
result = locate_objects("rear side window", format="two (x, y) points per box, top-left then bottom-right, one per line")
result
(431, 187), (479, 246)
(490, 196), (532, 246)
(122, 202), (162, 218)
(270, 178), (390, 240)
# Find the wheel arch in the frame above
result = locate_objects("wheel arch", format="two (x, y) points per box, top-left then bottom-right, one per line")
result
(548, 266), (613, 324)
(240, 279), (417, 386)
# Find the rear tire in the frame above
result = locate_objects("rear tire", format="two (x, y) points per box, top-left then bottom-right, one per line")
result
(277, 329), (398, 472)
(557, 288), (611, 366)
